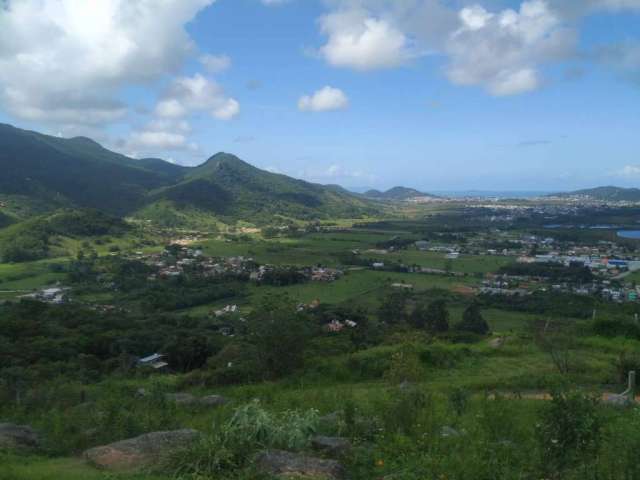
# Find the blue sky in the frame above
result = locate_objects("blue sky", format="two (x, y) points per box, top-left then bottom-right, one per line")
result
(0, 0), (639, 191)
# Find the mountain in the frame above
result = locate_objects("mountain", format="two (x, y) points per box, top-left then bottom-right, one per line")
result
(553, 186), (640, 202)
(0, 123), (375, 225)
(364, 186), (437, 201)
(0, 123), (179, 215)
(150, 153), (375, 222)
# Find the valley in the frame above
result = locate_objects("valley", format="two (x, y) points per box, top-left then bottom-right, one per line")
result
(3, 126), (640, 479)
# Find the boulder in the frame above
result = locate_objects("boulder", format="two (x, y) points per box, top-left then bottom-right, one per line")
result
(255, 450), (344, 479)
(164, 393), (197, 405)
(199, 395), (227, 407)
(84, 429), (199, 471)
(0, 423), (41, 450)
(311, 436), (352, 457)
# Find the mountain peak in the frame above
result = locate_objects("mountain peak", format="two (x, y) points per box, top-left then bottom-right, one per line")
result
(69, 136), (102, 147)
(189, 152), (255, 178)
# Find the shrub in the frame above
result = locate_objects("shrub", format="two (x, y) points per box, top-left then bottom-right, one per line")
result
(166, 400), (320, 477)
(383, 347), (424, 385)
(456, 303), (490, 335)
(448, 387), (470, 416)
(613, 350), (640, 384)
(537, 390), (602, 475)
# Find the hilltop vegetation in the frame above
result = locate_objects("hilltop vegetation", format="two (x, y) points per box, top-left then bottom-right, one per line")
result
(555, 186), (640, 202)
(364, 186), (435, 200)
(0, 124), (377, 227)
(0, 209), (130, 263)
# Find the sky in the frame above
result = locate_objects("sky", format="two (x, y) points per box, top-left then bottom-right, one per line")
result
(0, 0), (639, 192)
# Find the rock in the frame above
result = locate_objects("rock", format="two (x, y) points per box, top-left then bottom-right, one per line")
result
(199, 395), (227, 407)
(164, 393), (197, 405)
(488, 337), (505, 349)
(255, 450), (344, 479)
(84, 429), (199, 471)
(135, 388), (148, 398)
(311, 436), (352, 457)
(0, 423), (41, 450)
(440, 426), (461, 438)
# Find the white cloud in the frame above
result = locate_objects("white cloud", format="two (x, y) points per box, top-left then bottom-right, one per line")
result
(316, 0), (635, 96)
(127, 118), (197, 152)
(444, 1), (575, 96)
(213, 98), (241, 119)
(319, 9), (410, 70)
(298, 86), (349, 112)
(612, 165), (640, 178)
(261, 0), (290, 5)
(199, 53), (231, 73)
(129, 131), (189, 150)
(155, 74), (240, 120)
(0, 0), (215, 127)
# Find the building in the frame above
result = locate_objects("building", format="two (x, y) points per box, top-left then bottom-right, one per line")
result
(415, 240), (430, 251)
(137, 353), (169, 370)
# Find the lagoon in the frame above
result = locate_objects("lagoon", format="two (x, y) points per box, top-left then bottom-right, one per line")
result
(617, 230), (640, 239)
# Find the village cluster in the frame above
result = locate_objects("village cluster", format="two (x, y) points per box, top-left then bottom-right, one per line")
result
(138, 245), (344, 284)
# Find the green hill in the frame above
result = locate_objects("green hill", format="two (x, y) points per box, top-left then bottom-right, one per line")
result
(0, 209), (129, 262)
(554, 186), (640, 202)
(152, 153), (374, 223)
(0, 123), (177, 216)
(0, 124), (376, 226)
(365, 186), (436, 201)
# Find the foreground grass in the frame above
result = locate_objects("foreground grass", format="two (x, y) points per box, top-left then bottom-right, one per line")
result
(0, 456), (168, 480)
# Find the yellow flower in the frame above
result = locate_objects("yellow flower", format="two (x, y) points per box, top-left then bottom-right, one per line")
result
(375, 459), (385, 467)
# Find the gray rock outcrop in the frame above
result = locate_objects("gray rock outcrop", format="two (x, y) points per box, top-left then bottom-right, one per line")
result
(84, 429), (199, 471)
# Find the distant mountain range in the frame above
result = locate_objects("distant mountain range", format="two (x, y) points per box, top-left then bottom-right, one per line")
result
(0, 123), (375, 226)
(552, 186), (640, 202)
(363, 186), (437, 201)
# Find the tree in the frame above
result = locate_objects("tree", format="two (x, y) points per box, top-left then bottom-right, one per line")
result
(164, 335), (217, 372)
(410, 299), (450, 333)
(426, 299), (450, 333)
(378, 290), (409, 324)
(457, 303), (490, 335)
(247, 295), (314, 379)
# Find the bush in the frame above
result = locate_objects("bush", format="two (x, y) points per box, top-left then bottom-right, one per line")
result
(537, 390), (602, 475)
(456, 303), (490, 335)
(383, 347), (424, 385)
(166, 400), (319, 477)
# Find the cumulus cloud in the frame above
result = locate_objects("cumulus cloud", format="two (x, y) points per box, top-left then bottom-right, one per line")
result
(200, 53), (232, 73)
(298, 86), (349, 112)
(315, 0), (640, 95)
(0, 0), (215, 127)
(155, 74), (240, 120)
(126, 118), (196, 152)
(444, 1), (575, 96)
(319, 8), (411, 70)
